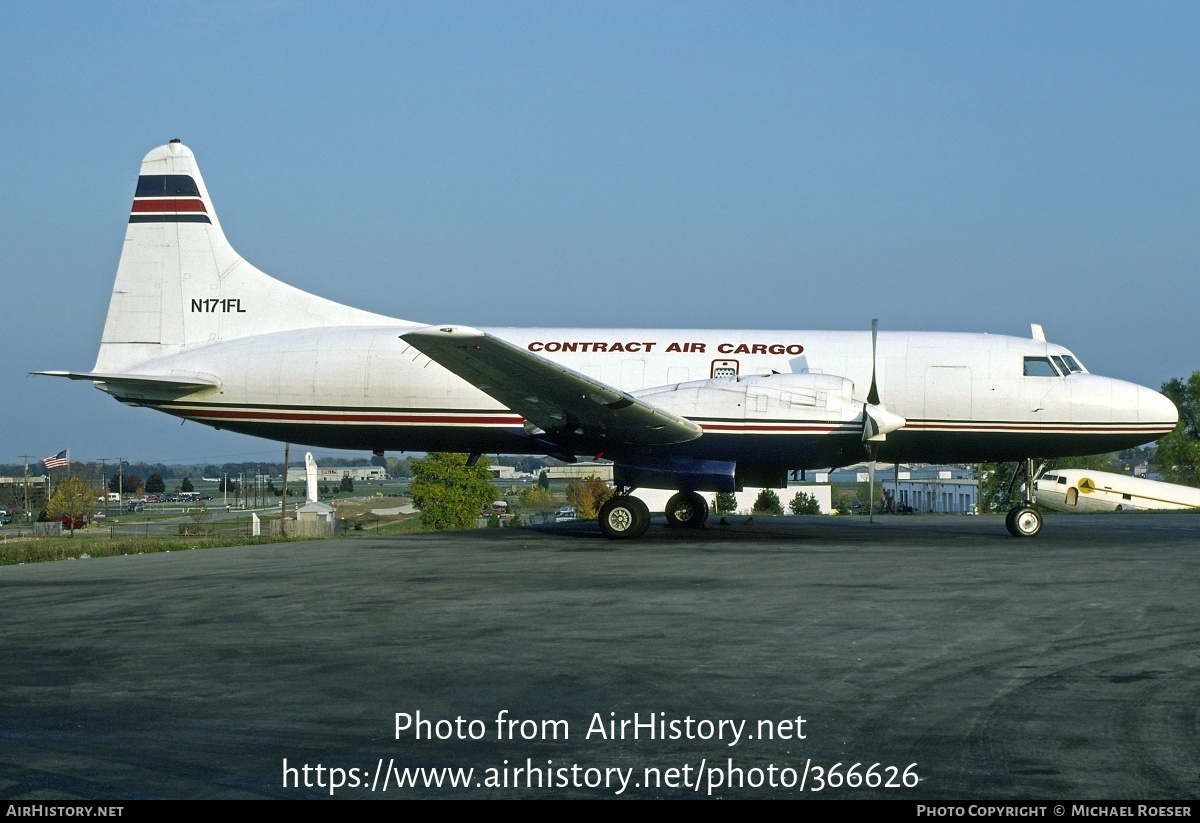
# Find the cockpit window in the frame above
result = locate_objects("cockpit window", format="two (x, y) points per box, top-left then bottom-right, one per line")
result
(1051, 355), (1070, 375)
(1061, 355), (1085, 373)
(1023, 357), (1060, 377)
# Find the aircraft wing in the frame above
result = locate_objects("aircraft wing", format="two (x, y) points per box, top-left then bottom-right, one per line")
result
(401, 325), (702, 447)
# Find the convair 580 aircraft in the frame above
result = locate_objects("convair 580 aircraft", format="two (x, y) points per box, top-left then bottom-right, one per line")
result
(41, 141), (1178, 539)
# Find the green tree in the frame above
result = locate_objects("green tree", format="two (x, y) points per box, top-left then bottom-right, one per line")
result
(752, 488), (784, 516)
(180, 476), (195, 493)
(1156, 373), (1200, 487)
(46, 476), (95, 535)
(408, 453), (496, 531)
(145, 473), (166, 494)
(713, 491), (738, 514)
(339, 475), (355, 493)
(385, 456), (411, 478)
(109, 473), (141, 496)
(788, 490), (821, 515)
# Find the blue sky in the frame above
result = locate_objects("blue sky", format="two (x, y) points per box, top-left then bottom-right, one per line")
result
(3, 1), (1198, 465)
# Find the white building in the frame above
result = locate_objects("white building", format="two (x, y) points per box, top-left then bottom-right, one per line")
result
(285, 466), (386, 483)
(884, 471), (979, 514)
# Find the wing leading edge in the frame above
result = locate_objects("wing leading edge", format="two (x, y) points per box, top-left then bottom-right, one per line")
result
(401, 326), (702, 447)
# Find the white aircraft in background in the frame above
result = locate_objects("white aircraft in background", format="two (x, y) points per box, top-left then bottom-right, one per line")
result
(1034, 468), (1200, 513)
(39, 141), (1178, 539)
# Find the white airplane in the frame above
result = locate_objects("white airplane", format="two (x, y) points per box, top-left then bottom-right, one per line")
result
(39, 140), (1179, 539)
(1034, 468), (1200, 513)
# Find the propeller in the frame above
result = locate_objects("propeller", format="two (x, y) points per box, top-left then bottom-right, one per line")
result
(861, 319), (906, 523)
(867, 318), (880, 407)
(867, 320), (879, 523)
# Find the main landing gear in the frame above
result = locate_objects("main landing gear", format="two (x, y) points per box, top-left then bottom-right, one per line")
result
(1005, 457), (1043, 538)
(598, 490), (712, 539)
(598, 495), (651, 540)
(664, 491), (709, 529)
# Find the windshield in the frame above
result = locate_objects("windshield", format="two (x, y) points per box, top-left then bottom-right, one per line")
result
(1023, 357), (1060, 377)
(1061, 354), (1085, 373)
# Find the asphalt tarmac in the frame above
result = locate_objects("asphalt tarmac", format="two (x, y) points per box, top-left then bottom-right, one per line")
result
(2, 512), (1198, 799)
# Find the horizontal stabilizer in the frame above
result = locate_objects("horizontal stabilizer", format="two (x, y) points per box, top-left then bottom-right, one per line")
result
(34, 370), (219, 392)
(402, 326), (703, 447)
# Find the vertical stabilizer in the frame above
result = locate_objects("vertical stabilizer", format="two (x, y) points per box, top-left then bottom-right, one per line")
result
(95, 140), (400, 372)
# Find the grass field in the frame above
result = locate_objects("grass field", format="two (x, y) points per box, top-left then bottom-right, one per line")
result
(2, 482), (580, 565)
(0, 532), (302, 565)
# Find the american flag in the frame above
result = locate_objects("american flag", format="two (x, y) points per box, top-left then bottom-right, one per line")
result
(42, 450), (69, 470)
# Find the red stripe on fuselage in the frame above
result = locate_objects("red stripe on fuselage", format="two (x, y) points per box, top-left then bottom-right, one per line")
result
(131, 198), (207, 213)
(905, 422), (1173, 433)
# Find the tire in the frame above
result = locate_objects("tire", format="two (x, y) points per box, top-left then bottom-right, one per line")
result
(664, 491), (709, 529)
(1006, 506), (1042, 538)
(599, 496), (650, 539)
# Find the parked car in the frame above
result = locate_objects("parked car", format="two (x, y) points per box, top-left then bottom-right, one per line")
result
(555, 506), (578, 522)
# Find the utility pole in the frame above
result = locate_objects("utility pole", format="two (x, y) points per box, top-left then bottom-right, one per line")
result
(113, 458), (127, 512)
(19, 455), (32, 523)
(96, 458), (130, 517)
(281, 443), (290, 536)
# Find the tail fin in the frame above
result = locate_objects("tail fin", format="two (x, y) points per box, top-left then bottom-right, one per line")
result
(94, 140), (400, 372)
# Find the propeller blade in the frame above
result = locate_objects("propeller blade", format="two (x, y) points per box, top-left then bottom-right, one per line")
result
(867, 318), (880, 406)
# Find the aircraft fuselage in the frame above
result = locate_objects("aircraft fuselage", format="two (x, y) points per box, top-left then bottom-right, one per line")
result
(101, 325), (1174, 470)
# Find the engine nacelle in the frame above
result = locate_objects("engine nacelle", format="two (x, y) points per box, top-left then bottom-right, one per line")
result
(633, 372), (861, 424)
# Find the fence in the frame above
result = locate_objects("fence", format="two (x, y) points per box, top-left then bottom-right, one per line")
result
(108, 516), (262, 538)
(269, 519), (336, 538)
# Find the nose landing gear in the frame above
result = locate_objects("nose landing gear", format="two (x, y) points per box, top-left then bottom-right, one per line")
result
(1005, 457), (1043, 538)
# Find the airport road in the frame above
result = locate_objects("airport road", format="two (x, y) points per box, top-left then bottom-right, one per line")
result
(1, 513), (1198, 799)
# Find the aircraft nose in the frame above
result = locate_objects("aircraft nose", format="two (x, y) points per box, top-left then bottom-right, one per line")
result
(1138, 384), (1178, 428)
